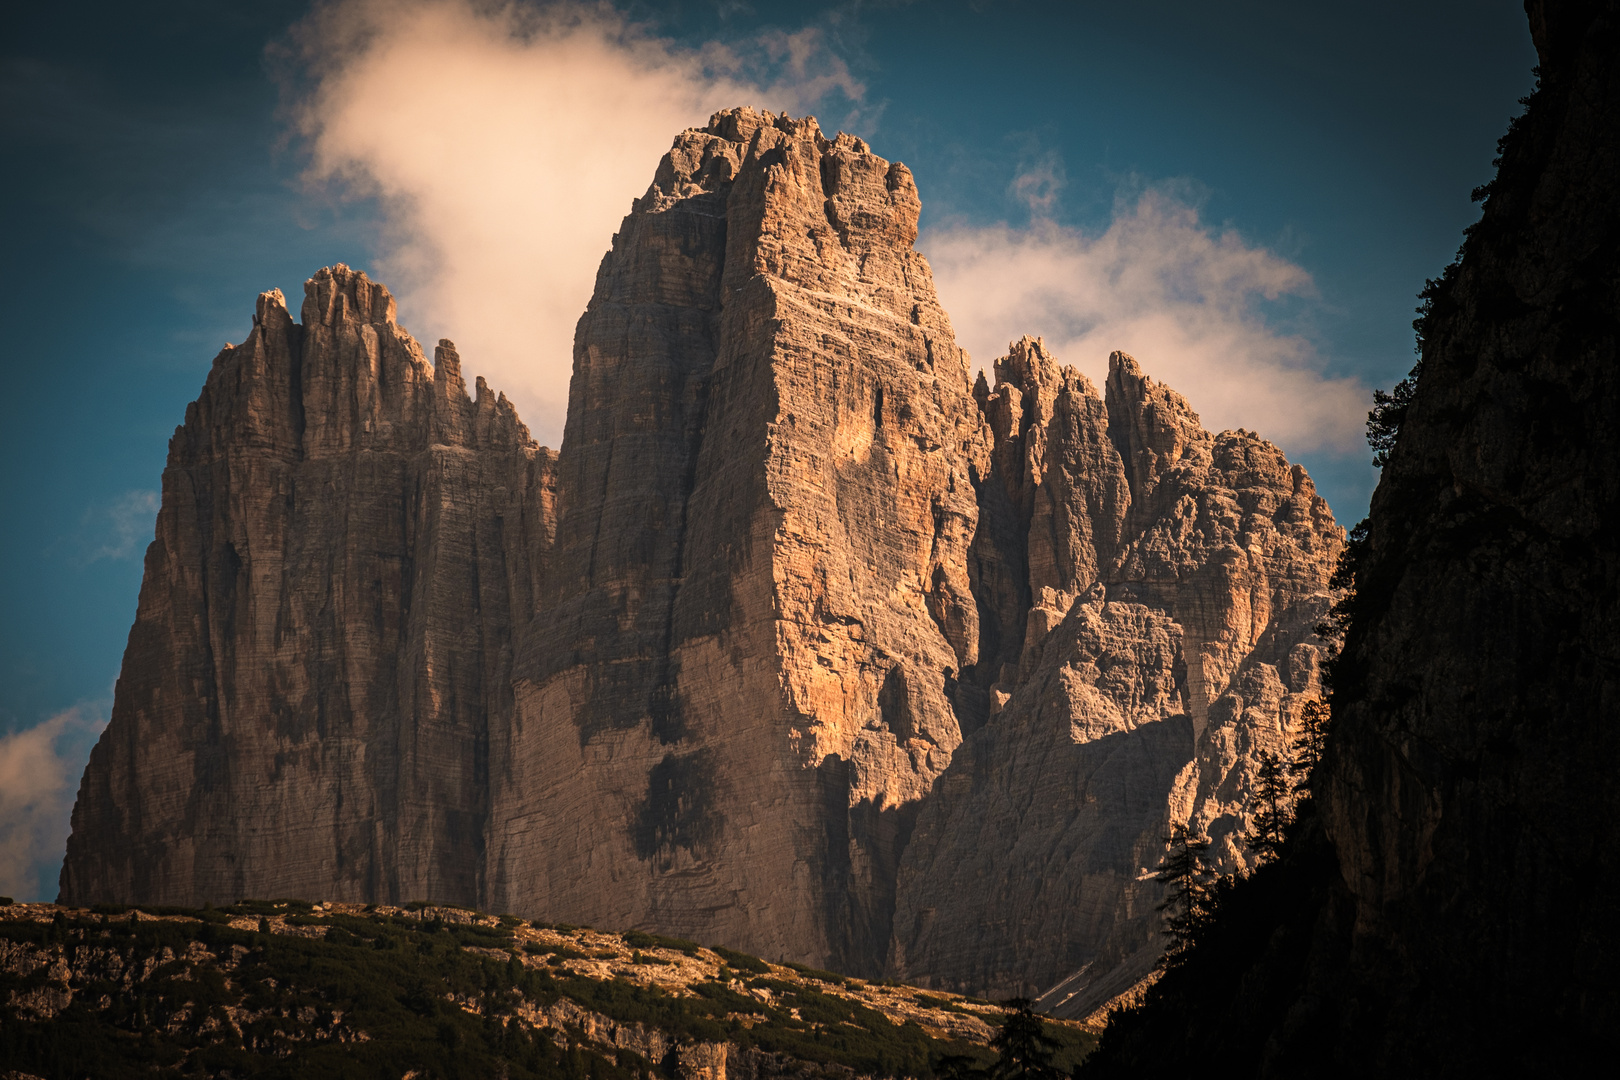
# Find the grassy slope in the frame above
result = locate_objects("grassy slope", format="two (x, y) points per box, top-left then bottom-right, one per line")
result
(0, 900), (1094, 1079)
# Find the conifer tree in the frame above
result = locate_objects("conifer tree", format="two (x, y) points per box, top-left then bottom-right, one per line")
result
(1292, 698), (1332, 791)
(1243, 750), (1291, 864)
(989, 998), (1062, 1080)
(1154, 823), (1214, 970)
(934, 1052), (990, 1080)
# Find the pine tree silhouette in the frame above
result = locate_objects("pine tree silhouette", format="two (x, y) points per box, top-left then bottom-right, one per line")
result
(1243, 750), (1291, 864)
(934, 1052), (990, 1080)
(1291, 698), (1332, 792)
(1154, 823), (1215, 970)
(989, 998), (1062, 1080)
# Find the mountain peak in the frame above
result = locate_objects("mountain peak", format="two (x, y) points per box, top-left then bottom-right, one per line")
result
(63, 110), (1338, 1004)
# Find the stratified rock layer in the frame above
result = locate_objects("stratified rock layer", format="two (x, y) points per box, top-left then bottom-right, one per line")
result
(63, 108), (1341, 993)
(61, 269), (555, 907)
(486, 110), (986, 975)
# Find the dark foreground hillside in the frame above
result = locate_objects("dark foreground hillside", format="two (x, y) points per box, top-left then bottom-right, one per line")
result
(0, 901), (1092, 1079)
(1082, 1), (1620, 1076)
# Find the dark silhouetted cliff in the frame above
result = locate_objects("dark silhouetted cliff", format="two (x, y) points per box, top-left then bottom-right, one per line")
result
(1082, 2), (1620, 1074)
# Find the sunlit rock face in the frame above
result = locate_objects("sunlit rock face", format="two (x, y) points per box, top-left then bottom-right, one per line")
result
(61, 108), (1341, 991)
(60, 266), (555, 909)
(485, 108), (988, 975)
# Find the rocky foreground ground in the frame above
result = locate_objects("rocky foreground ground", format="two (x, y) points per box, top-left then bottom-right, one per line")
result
(0, 900), (1093, 1079)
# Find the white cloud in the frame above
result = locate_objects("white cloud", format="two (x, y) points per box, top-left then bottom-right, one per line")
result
(0, 704), (108, 902)
(81, 488), (159, 563)
(922, 185), (1368, 455)
(284, 2), (1362, 458)
(287, 0), (863, 445)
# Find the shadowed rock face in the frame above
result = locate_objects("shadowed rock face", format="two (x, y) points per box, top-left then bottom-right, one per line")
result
(890, 351), (1342, 1006)
(1311, 0), (1620, 1062)
(61, 107), (1340, 990)
(1074, 4), (1620, 1074)
(60, 268), (555, 909)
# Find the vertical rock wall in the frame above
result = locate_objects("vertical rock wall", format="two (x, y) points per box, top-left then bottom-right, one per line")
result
(1314, 0), (1620, 1061)
(485, 109), (987, 974)
(1078, 5), (1619, 1073)
(61, 268), (554, 908)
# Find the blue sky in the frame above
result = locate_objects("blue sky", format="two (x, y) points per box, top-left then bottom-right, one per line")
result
(0, 0), (1537, 900)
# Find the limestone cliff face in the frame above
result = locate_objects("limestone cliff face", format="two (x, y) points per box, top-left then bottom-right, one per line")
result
(890, 348), (1341, 1005)
(63, 108), (1341, 993)
(961, 338), (1131, 725)
(61, 268), (554, 908)
(485, 109), (986, 975)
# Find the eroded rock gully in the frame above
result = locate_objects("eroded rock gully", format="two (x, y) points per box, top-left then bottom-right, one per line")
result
(62, 108), (1341, 1000)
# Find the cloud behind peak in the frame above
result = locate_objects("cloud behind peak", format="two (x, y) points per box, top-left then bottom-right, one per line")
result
(922, 183), (1366, 454)
(285, 0), (864, 445)
(284, 1), (1363, 459)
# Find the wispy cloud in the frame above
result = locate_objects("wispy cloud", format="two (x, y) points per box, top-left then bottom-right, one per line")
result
(284, 0), (864, 445)
(0, 703), (108, 902)
(1009, 149), (1066, 217)
(922, 175), (1367, 455)
(78, 489), (159, 563)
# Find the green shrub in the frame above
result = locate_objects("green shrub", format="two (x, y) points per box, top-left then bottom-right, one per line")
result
(692, 980), (767, 1015)
(527, 943), (589, 960)
(630, 951), (672, 966)
(780, 960), (848, 985)
(622, 929), (702, 955)
(915, 993), (967, 1014)
(712, 945), (771, 974)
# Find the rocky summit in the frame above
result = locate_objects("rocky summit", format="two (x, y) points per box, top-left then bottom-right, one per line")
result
(60, 107), (1341, 1006)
